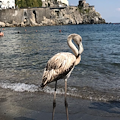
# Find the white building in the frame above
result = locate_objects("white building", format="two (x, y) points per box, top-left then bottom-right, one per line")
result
(0, 0), (15, 9)
(41, 0), (69, 7)
(57, 0), (69, 6)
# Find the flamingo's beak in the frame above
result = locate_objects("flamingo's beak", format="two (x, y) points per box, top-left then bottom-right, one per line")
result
(78, 42), (84, 55)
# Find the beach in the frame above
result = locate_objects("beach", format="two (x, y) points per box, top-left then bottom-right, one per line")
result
(0, 87), (120, 120)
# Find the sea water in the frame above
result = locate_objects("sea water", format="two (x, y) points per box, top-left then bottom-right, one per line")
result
(0, 24), (120, 101)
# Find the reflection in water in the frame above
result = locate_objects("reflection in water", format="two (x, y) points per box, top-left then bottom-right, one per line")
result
(52, 97), (69, 120)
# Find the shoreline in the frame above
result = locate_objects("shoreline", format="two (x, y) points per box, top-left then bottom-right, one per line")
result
(0, 88), (120, 120)
(0, 22), (117, 28)
(0, 21), (106, 28)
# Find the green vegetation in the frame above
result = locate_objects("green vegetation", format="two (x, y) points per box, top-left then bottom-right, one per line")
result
(78, 6), (90, 14)
(15, 0), (42, 8)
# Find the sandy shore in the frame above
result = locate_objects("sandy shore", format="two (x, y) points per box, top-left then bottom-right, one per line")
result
(0, 87), (120, 120)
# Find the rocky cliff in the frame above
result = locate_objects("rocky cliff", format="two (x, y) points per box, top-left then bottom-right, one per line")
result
(44, 6), (105, 26)
(41, 0), (105, 25)
(0, 1), (105, 27)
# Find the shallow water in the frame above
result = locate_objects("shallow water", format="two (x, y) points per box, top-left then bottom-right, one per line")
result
(0, 24), (120, 101)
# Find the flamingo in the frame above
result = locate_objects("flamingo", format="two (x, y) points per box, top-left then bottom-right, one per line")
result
(41, 33), (84, 120)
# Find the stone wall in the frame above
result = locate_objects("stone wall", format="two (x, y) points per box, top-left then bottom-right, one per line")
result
(0, 9), (22, 23)
(0, 8), (50, 27)
(0, 6), (105, 27)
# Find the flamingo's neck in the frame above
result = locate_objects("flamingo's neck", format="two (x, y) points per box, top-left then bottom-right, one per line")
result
(67, 35), (78, 57)
(75, 56), (81, 65)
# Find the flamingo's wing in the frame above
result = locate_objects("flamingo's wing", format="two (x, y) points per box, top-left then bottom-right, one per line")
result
(41, 52), (76, 87)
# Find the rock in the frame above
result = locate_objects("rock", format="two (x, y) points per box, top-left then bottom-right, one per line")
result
(30, 18), (38, 26)
(41, 16), (55, 26)
(12, 20), (18, 26)
(5, 23), (13, 27)
(20, 22), (26, 27)
(0, 21), (5, 27)
(73, 11), (83, 24)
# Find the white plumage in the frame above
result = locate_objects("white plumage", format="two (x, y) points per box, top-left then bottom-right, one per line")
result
(41, 52), (76, 87)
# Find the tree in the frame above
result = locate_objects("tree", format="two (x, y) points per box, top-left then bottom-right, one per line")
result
(15, 0), (42, 8)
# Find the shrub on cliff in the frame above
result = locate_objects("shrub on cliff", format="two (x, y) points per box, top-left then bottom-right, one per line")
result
(15, 0), (42, 8)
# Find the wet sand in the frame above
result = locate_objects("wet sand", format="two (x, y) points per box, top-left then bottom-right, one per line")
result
(0, 88), (120, 120)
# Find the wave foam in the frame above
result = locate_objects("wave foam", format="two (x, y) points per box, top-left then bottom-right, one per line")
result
(0, 81), (75, 95)
(0, 81), (118, 102)
(0, 82), (39, 92)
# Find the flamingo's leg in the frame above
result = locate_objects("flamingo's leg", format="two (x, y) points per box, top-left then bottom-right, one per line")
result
(64, 79), (69, 120)
(52, 80), (57, 120)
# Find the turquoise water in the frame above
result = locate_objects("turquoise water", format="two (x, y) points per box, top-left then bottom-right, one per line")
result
(0, 24), (120, 101)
